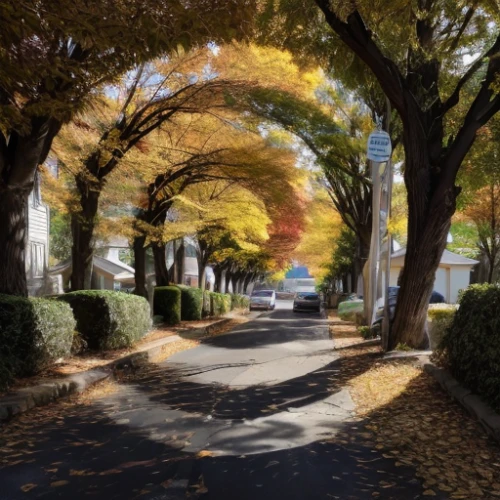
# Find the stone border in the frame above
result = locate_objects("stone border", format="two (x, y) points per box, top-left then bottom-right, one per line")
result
(383, 353), (500, 444)
(420, 359), (500, 444)
(0, 317), (234, 425)
(0, 369), (109, 423)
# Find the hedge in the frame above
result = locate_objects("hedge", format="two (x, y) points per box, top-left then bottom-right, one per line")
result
(202, 291), (211, 318)
(208, 292), (231, 317)
(60, 291), (151, 351)
(427, 304), (456, 351)
(441, 284), (500, 410)
(231, 294), (250, 310)
(154, 286), (181, 325)
(0, 295), (75, 390)
(178, 286), (203, 321)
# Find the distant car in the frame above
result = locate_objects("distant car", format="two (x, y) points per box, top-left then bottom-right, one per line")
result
(293, 292), (321, 313)
(373, 286), (445, 327)
(249, 290), (276, 311)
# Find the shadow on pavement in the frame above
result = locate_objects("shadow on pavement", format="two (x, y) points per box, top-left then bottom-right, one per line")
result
(128, 352), (378, 420)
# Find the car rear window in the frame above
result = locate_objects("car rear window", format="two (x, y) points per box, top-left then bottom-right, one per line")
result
(252, 291), (273, 297)
(297, 293), (319, 300)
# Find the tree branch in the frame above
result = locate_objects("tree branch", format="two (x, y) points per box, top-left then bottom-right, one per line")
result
(442, 33), (500, 114)
(314, 1), (408, 117)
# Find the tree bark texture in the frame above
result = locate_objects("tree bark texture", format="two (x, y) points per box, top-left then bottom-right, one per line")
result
(70, 173), (101, 291)
(0, 187), (30, 296)
(175, 238), (185, 285)
(153, 243), (169, 287)
(0, 117), (61, 296)
(133, 235), (148, 299)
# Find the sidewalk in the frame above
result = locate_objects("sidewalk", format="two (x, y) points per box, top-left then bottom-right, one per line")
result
(327, 312), (500, 499)
(0, 311), (256, 424)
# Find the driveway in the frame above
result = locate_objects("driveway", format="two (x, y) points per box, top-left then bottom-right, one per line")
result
(0, 301), (430, 500)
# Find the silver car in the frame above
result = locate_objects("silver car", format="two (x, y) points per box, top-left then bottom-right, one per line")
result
(293, 292), (321, 312)
(249, 290), (276, 311)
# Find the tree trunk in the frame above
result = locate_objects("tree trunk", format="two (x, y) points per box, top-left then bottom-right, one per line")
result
(231, 274), (238, 294)
(175, 238), (185, 284)
(70, 175), (101, 291)
(214, 266), (223, 292)
(224, 270), (231, 293)
(0, 187), (30, 296)
(390, 141), (457, 349)
(133, 235), (148, 299)
(153, 243), (169, 286)
(243, 273), (253, 294)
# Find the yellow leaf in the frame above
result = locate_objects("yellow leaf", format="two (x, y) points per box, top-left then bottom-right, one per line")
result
(20, 484), (37, 493)
(50, 480), (69, 487)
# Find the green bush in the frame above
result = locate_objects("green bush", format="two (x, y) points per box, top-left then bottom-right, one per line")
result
(209, 292), (223, 317)
(202, 291), (211, 318)
(222, 293), (231, 314)
(442, 284), (500, 409)
(231, 294), (250, 310)
(153, 286), (181, 325)
(178, 286), (203, 321)
(428, 304), (456, 351)
(0, 295), (75, 389)
(60, 291), (151, 351)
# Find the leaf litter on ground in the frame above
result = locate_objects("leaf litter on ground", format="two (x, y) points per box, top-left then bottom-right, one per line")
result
(328, 316), (500, 499)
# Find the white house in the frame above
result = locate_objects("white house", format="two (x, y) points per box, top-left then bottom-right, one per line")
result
(26, 172), (50, 296)
(390, 248), (479, 303)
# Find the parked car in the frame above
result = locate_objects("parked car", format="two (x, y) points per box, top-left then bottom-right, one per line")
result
(249, 290), (276, 311)
(373, 286), (445, 327)
(293, 292), (321, 313)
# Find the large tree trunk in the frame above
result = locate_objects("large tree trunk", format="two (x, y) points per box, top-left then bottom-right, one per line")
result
(153, 243), (169, 286)
(243, 272), (254, 294)
(224, 270), (231, 293)
(133, 235), (149, 299)
(70, 174), (101, 291)
(390, 135), (457, 349)
(0, 117), (61, 297)
(175, 238), (185, 285)
(0, 187), (30, 296)
(214, 266), (223, 292)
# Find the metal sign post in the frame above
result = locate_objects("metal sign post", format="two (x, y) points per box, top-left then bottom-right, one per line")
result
(366, 121), (392, 330)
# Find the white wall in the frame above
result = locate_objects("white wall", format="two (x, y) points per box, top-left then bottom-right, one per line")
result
(433, 268), (450, 302)
(449, 267), (472, 303)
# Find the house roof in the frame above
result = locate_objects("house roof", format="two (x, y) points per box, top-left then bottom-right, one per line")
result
(391, 248), (479, 266)
(49, 256), (135, 280)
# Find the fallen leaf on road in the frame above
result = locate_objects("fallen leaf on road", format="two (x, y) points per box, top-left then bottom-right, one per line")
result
(20, 484), (37, 492)
(196, 450), (214, 458)
(50, 480), (69, 487)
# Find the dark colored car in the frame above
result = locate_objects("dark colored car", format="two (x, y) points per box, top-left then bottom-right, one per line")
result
(373, 286), (445, 326)
(293, 292), (321, 313)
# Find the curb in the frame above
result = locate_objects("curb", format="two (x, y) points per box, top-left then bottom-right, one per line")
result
(0, 317), (234, 425)
(394, 355), (500, 444)
(0, 369), (109, 424)
(422, 360), (500, 443)
(334, 338), (381, 350)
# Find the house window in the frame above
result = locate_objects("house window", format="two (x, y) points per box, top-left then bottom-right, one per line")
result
(31, 243), (45, 278)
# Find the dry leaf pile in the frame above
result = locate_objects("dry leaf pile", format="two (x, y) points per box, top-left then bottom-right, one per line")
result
(330, 338), (500, 499)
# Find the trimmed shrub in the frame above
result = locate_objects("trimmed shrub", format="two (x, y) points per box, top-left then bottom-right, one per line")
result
(0, 295), (75, 389)
(222, 293), (231, 314)
(153, 286), (181, 325)
(427, 304), (456, 351)
(60, 291), (151, 351)
(231, 294), (250, 310)
(209, 292), (223, 317)
(178, 286), (203, 321)
(442, 284), (500, 410)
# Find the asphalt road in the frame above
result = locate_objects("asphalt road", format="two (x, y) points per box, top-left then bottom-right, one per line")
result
(0, 301), (432, 500)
